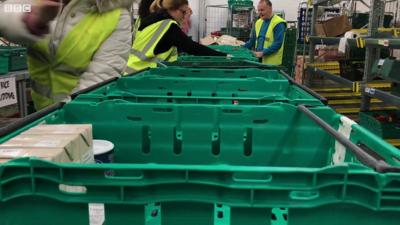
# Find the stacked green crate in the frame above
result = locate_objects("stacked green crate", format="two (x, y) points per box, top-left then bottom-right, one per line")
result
(282, 28), (297, 77)
(0, 46), (27, 74)
(8, 47), (27, 71)
(296, 43), (309, 55)
(0, 48), (9, 75)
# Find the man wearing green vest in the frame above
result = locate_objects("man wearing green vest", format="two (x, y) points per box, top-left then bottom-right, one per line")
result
(244, 0), (287, 65)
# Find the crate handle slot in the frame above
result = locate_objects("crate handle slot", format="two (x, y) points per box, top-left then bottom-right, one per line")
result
(232, 172), (272, 183)
(298, 104), (400, 173)
(289, 190), (319, 200)
(59, 184), (87, 195)
(105, 171), (144, 180)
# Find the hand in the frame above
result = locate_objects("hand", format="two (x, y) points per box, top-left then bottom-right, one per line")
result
(226, 54), (234, 59)
(34, 0), (62, 26)
(253, 51), (264, 58)
(23, 0), (62, 36)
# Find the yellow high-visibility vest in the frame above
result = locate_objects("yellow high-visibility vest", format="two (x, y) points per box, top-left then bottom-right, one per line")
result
(125, 19), (178, 74)
(255, 15), (287, 65)
(28, 9), (121, 110)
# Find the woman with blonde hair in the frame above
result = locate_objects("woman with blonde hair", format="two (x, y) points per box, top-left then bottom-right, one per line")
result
(126, 0), (225, 73)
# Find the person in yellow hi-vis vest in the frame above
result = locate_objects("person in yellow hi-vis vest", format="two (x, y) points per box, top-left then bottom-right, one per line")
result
(243, 0), (287, 65)
(1, 0), (135, 111)
(126, 0), (226, 74)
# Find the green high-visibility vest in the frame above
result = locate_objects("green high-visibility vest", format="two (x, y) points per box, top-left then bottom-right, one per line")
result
(28, 9), (121, 110)
(255, 15), (287, 65)
(125, 19), (178, 74)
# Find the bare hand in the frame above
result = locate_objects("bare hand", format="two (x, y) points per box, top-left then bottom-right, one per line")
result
(253, 51), (263, 58)
(33, 0), (62, 26)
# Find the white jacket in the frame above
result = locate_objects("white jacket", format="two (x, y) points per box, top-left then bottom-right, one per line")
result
(0, 0), (135, 92)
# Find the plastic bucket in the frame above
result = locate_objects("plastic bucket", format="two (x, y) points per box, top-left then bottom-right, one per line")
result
(93, 140), (114, 164)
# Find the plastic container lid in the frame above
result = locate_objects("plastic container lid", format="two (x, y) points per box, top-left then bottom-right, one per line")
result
(93, 140), (114, 155)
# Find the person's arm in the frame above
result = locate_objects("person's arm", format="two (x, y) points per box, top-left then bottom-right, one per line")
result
(155, 24), (226, 56)
(262, 22), (286, 56)
(72, 9), (131, 92)
(243, 27), (256, 49)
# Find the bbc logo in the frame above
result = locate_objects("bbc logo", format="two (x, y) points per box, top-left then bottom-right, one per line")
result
(3, 4), (32, 13)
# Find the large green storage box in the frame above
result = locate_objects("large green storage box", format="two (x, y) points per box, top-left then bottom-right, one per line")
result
(0, 101), (400, 225)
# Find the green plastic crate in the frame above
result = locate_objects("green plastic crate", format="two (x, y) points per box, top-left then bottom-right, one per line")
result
(359, 110), (400, 139)
(164, 57), (281, 69)
(207, 45), (257, 61)
(147, 67), (287, 80)
(0, 49), (10, 75)
(0, 46), (27, 73)
(8, 47), (27, 71)
(79, 74), (323, 106)
(1, 101), (400, 225)
(78, 84), (322, 106)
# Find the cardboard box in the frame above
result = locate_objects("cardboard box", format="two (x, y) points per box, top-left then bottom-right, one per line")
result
(315, 15), (352, 37)
(22, 124), (93, 148)
(1, 134), (93, 163)
(0, 148), (72, 163)
(315, 23), (326, 37)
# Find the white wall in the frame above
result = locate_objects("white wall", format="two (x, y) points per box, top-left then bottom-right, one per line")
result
(266, 0), (302, 22)
(188, 0), (200, 40)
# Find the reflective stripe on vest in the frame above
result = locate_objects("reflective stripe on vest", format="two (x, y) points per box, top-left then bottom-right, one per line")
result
(126, 19), (178, 74)
(255, 15), (286, 65)
(28, 9), (121, 110)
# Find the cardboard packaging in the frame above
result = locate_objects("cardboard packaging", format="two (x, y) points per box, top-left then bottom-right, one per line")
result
(22, 124), (93, 148)
(0, 133), (93, 163)
(0, 148), (71, 163)
(315, 15), (352, 37)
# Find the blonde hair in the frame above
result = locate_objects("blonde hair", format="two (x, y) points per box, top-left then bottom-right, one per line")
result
(150, 0), (189, 12)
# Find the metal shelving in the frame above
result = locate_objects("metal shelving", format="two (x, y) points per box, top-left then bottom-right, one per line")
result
(361, 0), (400, 111)
(306, 0), (400, 111)
(308, 36), (400, 48)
